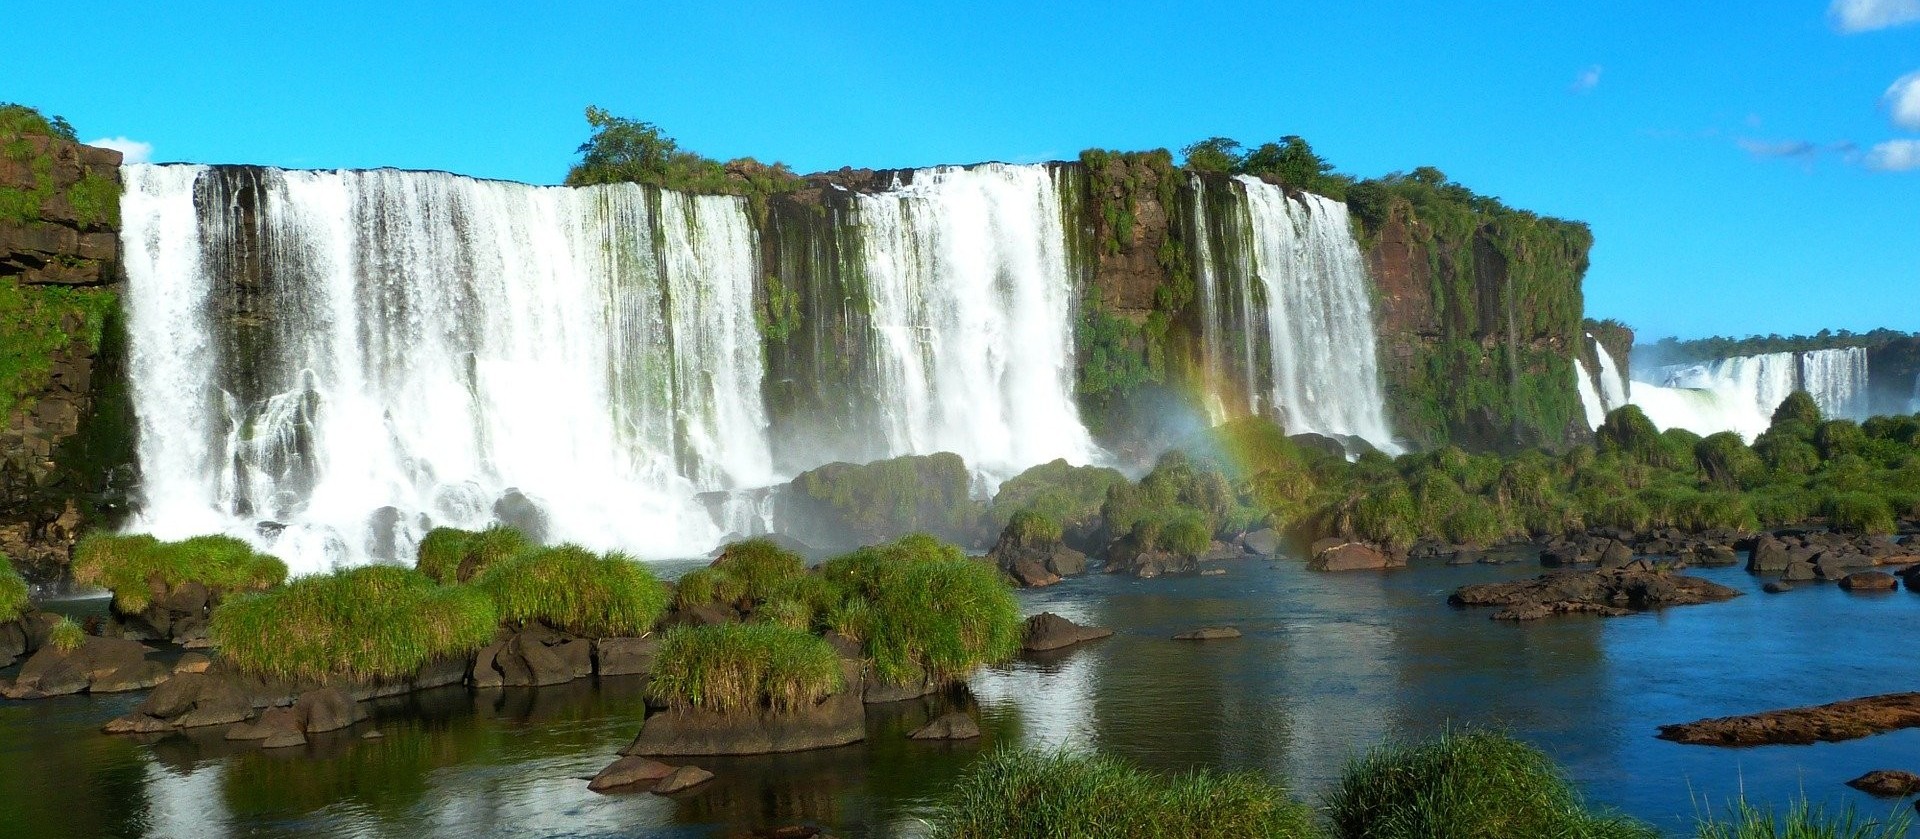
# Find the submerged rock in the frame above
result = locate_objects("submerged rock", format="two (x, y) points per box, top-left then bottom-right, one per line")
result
(1172, 627), (1241, 640)
(1308, 542), (1399, 572)
(909, 711), (981, 740)
(1021, 612), (1112, 653)
(652, 765), (715, 795)
(1450, 568), (1741, 621)
(1658, 692), (1920, 746)
(589, 756), (676, 792)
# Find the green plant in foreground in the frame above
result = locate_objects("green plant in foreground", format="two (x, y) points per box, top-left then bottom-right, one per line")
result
(0, 553), (27, 623)
(47, 616), (85, 652)
(929, 748), (1319, 839)
(648, 622), (843, 714)
(470, 544), (668, 637)
(1325, 729), (1655, 839)
(1694, 799), (1913, 839)
(821, 534), (1023, 687)
(73, 533), (287, 613)
(210, 565), (497, 682)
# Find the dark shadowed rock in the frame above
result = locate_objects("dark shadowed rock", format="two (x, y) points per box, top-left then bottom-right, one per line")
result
(1748, 536), (1790, 573)
(909, 711), (981, 740)
(1658, 692), (1920, 746)
(1781, 561), (1817, 582)
(226, 705), (303, 742)
(1173, 627), (1241, 640)
(1763, 581), (1794, 594)
(1308, 542), (1399, 572)
(1451, 568), (1741, 621)
(1847, 770), (1920, 797)
(1242, 528), (1283, 557)
(493, 488), (550, 544)
(589, 756), (676, 792)
(595, 637), (658, 677)
(1841, 571), (1899, 592)
(1, 635), (167, 699)
(1022, 612), (1112, 653)
(294, 687), (366, 733)
(624, 690), (866, 756)
(652, 765), (715, 794)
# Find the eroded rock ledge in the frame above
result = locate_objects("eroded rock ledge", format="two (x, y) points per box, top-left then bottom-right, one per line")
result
(1657, 693), (1920, 747)
(1450, 566), (1741, 621)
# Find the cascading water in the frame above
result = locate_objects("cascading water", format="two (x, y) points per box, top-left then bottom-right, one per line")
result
(1575, 336), (1633, 429)
(852, 164), (1097, 482)
(1575, 359), (1607, 429)
(1594, 341), (1630, 410)
(1191, 175), (1396, 449)
(1630, 347), (1873, 440)
(120, 164), (774, 573)
(1798, 347), (1869, 420)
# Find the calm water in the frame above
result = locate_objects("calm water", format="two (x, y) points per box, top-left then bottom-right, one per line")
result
(3, 557), (1918, 838)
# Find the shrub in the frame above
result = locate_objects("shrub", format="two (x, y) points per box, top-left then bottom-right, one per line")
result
(1770, 392), (1823, 430)
(210, 565), (497, 682)
(1003, 508), (1064, 546)
(709, 538), (808, 601)
(471, 545), (668, 637)
(1695, 798), (1912, 839)
(0, 553), (26, 623)
(989, 459), (1127, 529)
(821, 534), (1022, 687)
(1158, 510), (1213, 557)
(930, 748), (1320, 839)
(1325, 730), (1655, 839)
(1695, 432), (1762, 490)
(648, 623), (843, 714)
(1815, 420), (1868, 461)
(673, 566), (748, 610)
(415, 525), (529, 584)
(1597, 406), (1668, 467)
(48, 615), (85, 652)
(73, 533), (286, 613)
(1443, 498), (1507, 545)
(1826, 492), (1896, 535)
(1351, 480), (1419, 549)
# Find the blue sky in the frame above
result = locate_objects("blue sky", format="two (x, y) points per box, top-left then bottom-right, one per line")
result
(11, 0), (1918, 341)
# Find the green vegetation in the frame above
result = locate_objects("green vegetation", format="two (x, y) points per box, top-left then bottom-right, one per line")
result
(1646, 327), (1915, 365)
(210, 565), (497, 682)
(930, 748), (1319, 839)
(648, 622), (843, 714)
(47, 616), (85, 653)
(470, 544), (668, 637)
(1003, 508), (1063, 546)
(988, 458), (1127, 532)
(1325, 730), (1654, 839)
(415, 525), (530, 584)
(1178, 134), (1353, 198)
(1102, 448), (1258, 553)
(1694, 799), (1912, 839)
(0, 553), (26, 623)
(72, 533), (287, 613)
(821, 534), (1022, 687)
(0, 283), (118, 425)
(793, 453), (979, 545)
(564, 106), (801, 220)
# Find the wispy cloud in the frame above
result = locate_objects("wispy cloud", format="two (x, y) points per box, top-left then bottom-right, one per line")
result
(1864, 139), (1920, 170)
(1737, 138), (1821, 159)
(1884, 71), (1920, 130)
(1830, 0), (1920, 32)
(1569, 65), (1604, 94)
(86, 136), (152, 163)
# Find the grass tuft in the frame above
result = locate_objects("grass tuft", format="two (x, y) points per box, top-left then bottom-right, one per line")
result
(0, 552), (26, 623)
(1324, 729), (1655, 839)
(210, 565), (497, 682)
(821, 534), (1022, 687)
(929, 748), (1320, 839)
(470, 545), (668, 637)
(648, 623), (843, 714)
(1695, 799), (1913, 839)
(415, 525), (530, 584)
(47, 616), (85, 652)
(72, 533), (287, 613)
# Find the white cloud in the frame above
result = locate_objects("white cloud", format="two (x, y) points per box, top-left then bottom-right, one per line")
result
(85, 136), (151, 163)
(1883, 71), (1920, 130)
(1569, 65), (1603, 94)
(1864, 139), (1920, 170)
(1830, 0), (1920, 32)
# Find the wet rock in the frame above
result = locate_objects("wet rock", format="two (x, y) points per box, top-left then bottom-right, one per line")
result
(988, 522), (1088, 588)
(1763, 581), (1794, 594)
(174, 652), (212, 674)
(594, 637), (658, 677)
(589, 756), (676, 792)
(226, 705), (303, 742)
(493, 488), (550, 544)
(1, 635), (167, 699)
(1172, 627), (1241, 640)
(1658, 692), (1920, 746)
(1241, 528), (1283, 557)
(294, 687), (366, 733)
(1021, 612), (1112, 653)
(652, 765), (715, 795)
(1308, 542), (1399, 572)
(1847, 770), (1920, 797)
(1597, 541), (1635, 569)
(863, 676), (942, 704)
(909, 711), (981, 740)
(1781, 560), (1817, 582)
(1450, 568), (1741, 621)
(1841, 571), (1899, 592)
(625, 673), (866, 756)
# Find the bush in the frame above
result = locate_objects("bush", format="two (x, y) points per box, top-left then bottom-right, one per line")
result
(821, 534), (1023, 687)
(1696, 432), (1763, 490)
(471, 545), (668, 637)
(930, 748), (1320, 839)
(1695, 798), (1912, 839)
(1597, 406), (1672, 468)
(1770, 392), (1823, 430)
(210, 566), (497, 682)
(1004, 508), (1064, 546)
(1158, 510), (1212, 557)
(415, 525), (530, 584)
(73, 533), (286, 613)
(1325, 730), (1655, 839)
(709, 538), (808, 601)
(1826, 492), (1896, 535)
(989, 459), (1127, 529)
(0, 553), (26, 623)
(648, 623), (843, 714)
(48, 615), (85, 652)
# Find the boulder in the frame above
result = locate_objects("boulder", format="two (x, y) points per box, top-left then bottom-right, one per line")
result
(588, 756), (676, 792)
(1747, 537), (1791, 573)
(294, 687), (366, 733)
(1816, 552), (1875, 580)
(1781, 560), (1817, 582)
(1847, 770), (1920, 797)
(864, 676), (943, 704)
(1172, 627), (1242, 640)
(594, 637), (658, 677)
(1241, 528), (1283, 557)
(174, 652), (212, 674)
(624, 688), (866, 756)
(1597, 541), (1635, 569)
(910, 711), (981, 740)
(1021, 612), (1112, 653)
(1840, 572), (1899, 592)
(652, 765), (715, 795)
(1308, 542), (1398, 572)
(1763, 581), (1794, 594)
(1659, 692), (1920, 747)
(106, 670), (254, 732)
(1, 635), (167, 699)
(1451, 568), (1742, 621)
(1004, 556), (1061, 588)
(226, 705), (304, 742)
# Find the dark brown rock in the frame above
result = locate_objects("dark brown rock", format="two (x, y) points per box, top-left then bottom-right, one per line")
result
(594, 637), (657, 677)
(294, 687), (366, 733)
(1840, 571), (1898, 592)
(1847, 770), (1920, 797)
(1451, 568), (1741, 621)
(652, 765), (715, 795)
(589, 756), (676, 792)
(1658, 693), (1920, 746)
(1021, 612), (1112, 653)
(624, 689), (866, 756)
(910, 711), (981, 740)
(1309, 542), (1399, 572)
(1173, 627), (1242, 640)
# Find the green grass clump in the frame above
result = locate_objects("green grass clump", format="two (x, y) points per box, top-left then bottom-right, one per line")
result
(1325, 730), (1654, 839)
(929, 748), (1320, 839)
(47, 616), (85, 652)
(73, 533), (287, 613)
(1695, 799), (1912, 839)
(648, 623), (843, 714)
(821, 534), (1022, 687)
(709, 538), (808, 601)
(989, 458), (1128, 529)
(0, 553), (27, 623)
(414, 524), (530, 584)
(210, 565), (497, 682)
(470, 545), (668, 637)
(1004, 508), (1064, 546)
(673, 566), (748, 610)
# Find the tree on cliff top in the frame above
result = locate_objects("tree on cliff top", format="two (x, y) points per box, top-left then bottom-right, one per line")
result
(1178, 134), (1351, 198)
(565, 106), (799, 198)
(0, 103), (77, 143)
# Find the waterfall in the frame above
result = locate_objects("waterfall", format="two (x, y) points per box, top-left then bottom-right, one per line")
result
(120, 164), (774, 573)
(1191, 175), (1396, 449)
(852, 164), (1097, 482)
(1594, 341), (1630, 410)
(1630, 347), (1873, 441)
(1575, 336), (1633, 429)
(1798, 347), (1869, 420)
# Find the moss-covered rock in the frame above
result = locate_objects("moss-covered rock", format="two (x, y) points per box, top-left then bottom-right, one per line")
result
(777, 452), (980, 549)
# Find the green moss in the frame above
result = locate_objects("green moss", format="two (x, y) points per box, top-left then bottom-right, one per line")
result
(931, 748), (1320, 839)
(210, 565), (497, 682)
(989, 459), (1126, 531)
(795, 452), (979, 544)
(0, 284), (117, 426)
(0, 553), (28, 623)
(648, 623), (843, 714)
(470, 544), (669, 637)
(73, 533), (287, 613)
(821, 534), (1023, 687)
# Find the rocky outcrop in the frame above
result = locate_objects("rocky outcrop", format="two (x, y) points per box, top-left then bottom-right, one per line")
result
(1658, 693), (1920, 747)
(1847, 770), (1920, 797)
(621, 687), (866, 756)
(1450, 567), (1741, 621)
(989, 525), (1087, 588)
(1309, 541), (1401, 572)
(1746, 531), (1917, 578)
(1021, 612), (1112, 653)
(0, 634), (169, 699)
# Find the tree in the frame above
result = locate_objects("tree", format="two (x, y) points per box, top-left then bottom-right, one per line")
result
(1180, 137), (1244, 173)
(1240, 136), (1334, 190)
(566, 106), (690, 187)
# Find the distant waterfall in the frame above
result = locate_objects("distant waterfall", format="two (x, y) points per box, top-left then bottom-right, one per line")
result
(1192, 175), (1396, 449)
(1575, 359), (1606, 429)
(120, 164), (773, 573)
(1575, 335), (1633, 429)
(1630, 347), (1872, 441)
(1595, 341), (1630, 410)
(852, 164), (1097, 482)
(1798, 347), (1870, 419)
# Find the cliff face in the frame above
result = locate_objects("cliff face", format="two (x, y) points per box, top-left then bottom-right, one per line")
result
(0, 128), (133, 585)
